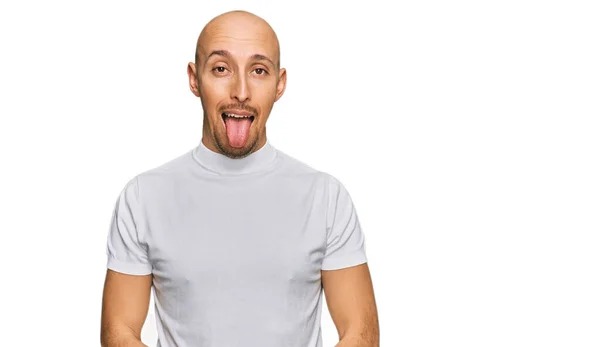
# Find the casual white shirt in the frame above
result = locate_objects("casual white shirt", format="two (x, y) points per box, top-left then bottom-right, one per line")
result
(106, 139), (368, 347)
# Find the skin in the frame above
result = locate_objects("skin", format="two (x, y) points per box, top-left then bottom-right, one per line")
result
(322, 263), (380, 347)
(100, 270), (151, 347)
(101, 10), (379, 347)
(187, 10), (287, 159)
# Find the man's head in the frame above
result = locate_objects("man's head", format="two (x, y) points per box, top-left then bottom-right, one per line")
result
(187, 10), (286, 159)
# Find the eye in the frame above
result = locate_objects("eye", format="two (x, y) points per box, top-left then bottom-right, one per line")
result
(254, 68), (267, 75)
(213, 66), (227, 73)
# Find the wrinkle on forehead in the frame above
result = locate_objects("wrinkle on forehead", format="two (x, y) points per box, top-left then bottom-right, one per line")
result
(195, 10), (280, 68)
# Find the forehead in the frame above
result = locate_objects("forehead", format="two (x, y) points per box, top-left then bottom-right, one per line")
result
(198, 21), (278, 62)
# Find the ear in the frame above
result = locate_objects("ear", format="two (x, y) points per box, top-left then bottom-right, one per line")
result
(187, 62), (201, 97)
(275, 68), (287, 102)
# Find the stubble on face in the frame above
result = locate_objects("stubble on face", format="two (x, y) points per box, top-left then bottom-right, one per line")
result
(207, 104), (261, 159)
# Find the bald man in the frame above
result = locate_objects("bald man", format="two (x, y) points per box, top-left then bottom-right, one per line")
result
(100, 10), (379, 347)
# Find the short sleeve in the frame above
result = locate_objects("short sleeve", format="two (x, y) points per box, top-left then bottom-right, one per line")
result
(106, 176), (152, 275)
(321, 174), (368, 270)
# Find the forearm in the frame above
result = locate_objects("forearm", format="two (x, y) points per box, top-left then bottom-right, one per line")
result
(335, 337), (373, 347)
(334, 328), (379, 347)
(334, 335), (362, 347)
(101, 335), (147, 347)
(101, 326), (148, 347)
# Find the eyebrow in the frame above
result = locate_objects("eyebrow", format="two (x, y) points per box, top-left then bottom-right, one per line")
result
(250, 54), (275, 68)
(206, 50), (276, 67)
(207, 50), (231, 60)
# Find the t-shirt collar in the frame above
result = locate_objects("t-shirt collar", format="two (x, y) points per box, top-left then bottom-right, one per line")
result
(192, 139), (277, 175)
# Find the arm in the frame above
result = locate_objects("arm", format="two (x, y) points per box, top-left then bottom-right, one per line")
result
(100, 269), (152, 347)
(102, 176), (153, 346)
(322, 263), (379, 347)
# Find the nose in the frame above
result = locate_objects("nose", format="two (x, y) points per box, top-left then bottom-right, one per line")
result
(231, 73), (250, 103)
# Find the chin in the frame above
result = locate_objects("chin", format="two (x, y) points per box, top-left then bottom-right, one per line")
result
(214, 132), (258, 158)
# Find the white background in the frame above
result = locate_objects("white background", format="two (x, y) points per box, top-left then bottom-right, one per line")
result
(1, 0), (599, 346)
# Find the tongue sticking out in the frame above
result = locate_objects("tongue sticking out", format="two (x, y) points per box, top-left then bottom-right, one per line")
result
(224, 116), (253, 147)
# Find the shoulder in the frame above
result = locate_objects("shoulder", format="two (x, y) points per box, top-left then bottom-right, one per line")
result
(138, 148), (193, 179)
(273, 147), (326, 180)
(116, 148), (195, 200)
(272, 146), (353, 192)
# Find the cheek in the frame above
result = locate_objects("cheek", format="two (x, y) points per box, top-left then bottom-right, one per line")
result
(200, 78), (230, 105)
(249, 82), (278, 108)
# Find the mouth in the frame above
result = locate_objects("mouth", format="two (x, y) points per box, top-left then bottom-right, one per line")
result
(221, 112), (255, 125)
(221, 111), (254, 121)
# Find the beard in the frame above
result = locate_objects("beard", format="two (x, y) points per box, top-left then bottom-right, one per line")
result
(204, 111), (261, 159)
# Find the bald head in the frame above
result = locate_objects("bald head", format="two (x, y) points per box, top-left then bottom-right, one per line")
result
(195, 10), (280, 70)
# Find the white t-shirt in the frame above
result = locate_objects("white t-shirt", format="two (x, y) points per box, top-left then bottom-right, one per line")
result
(106, 139), (368, 347)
